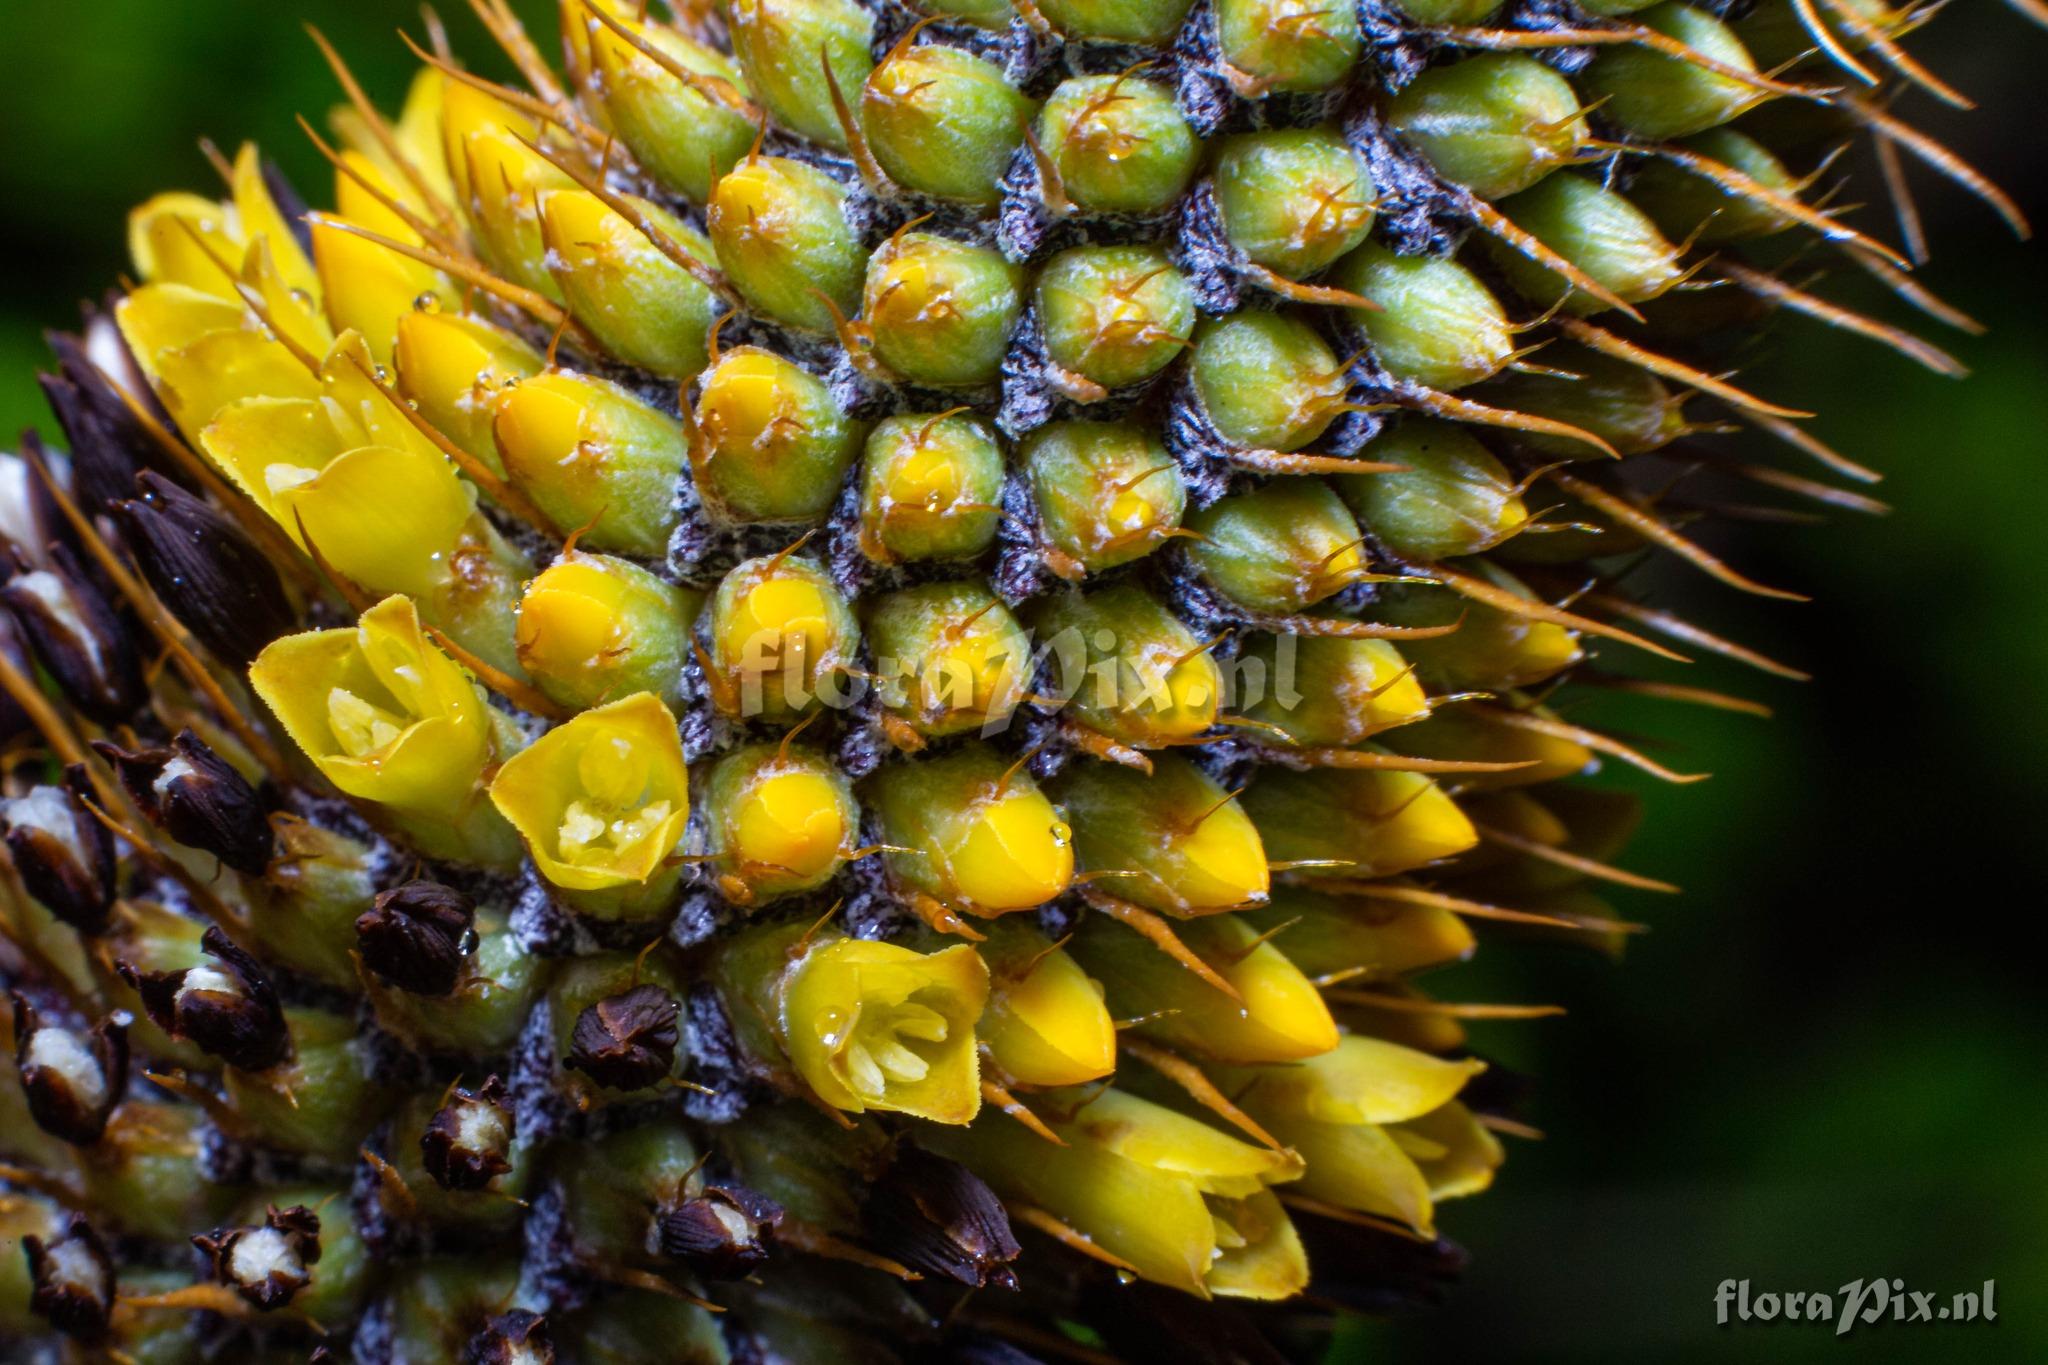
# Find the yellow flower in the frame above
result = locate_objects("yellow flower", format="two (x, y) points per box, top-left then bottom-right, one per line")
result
(249, 595), (494, 820)
(779, 936), (989, 1124)
(488, 692), (691, 895)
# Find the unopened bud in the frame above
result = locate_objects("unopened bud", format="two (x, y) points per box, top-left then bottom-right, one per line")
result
(356, 880), (476, 996)
(857, 412), (1005, 565)
(1242, 767), (1476, 879)
(1214, 129), (1376, 278)
(1190, 312), (1351, 454)
(119, 925), (289, 1072)
(725, 0), (875, 149)
(864, 232), (1023, 388)
(1333, 242), (1513, 392)
(1385, 54), (1585, 200)
(1038, 74), (1198, 214)
(1185, 479), (1369, 615)
(863, 1145), (1020, 1289)
(10, 995), (128, 1145)
(1216, 0), (1362, 92)
(1, 782), (116, 934)
(1035, 246), (1196, 393)
(516, 551), (699, 712)
(869, 744), (1074, 916)
(863, 44), (1033, 207)
(421, 1074), (517, 1191)
(192, 1204), (322, 1310)
(114, 471), (296, 669)
(977, 918), (1117, 1087)
(577, 4), (754, 204)
(867, 581), (1030, 741)
(1583, 3), (1767, 140)
(1237, 634), (1427, 748)
(392, 311), (544, 477)
(708, 157), (865, 332)
(1630, 128), (1799, 246)
(1032, 583), (1221, 747)
(541, 189), (723, 380)
(493, 371), (688, 558)
(700, 741), (859, 904)
(703, 554), (860, 723)
(1491, 174), (1684, 315)
(1372, 568), (1582, 690)
(693, 346), (862, 523)
(1052, 754), (1270, 915)
(1338, 420), (1529, 562)
(1021, 421), (1188, 576)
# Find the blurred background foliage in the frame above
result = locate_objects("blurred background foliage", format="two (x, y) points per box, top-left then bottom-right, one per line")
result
(0, 2), (2042, 1360)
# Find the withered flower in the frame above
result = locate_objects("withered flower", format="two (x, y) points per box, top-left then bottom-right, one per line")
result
(656, 1182), (784, 1279)
(192, 1203), (323, 1309)
(113, 469), (296, 669)
(355, 879), (476, 997)
(23, 1215), (115, 1340)
(119, 925), (288, 1071)
(10, 994), (129, 1145)
(94, 728), (274, 875)
(420, 1075), (516, 1191)
(0, 779), (116, 934)
(0, 542), (144, 723)
(863, 1145), (1020, 1290)
(566, 983), (680, 1091)
(465, 1308), (555, 1365)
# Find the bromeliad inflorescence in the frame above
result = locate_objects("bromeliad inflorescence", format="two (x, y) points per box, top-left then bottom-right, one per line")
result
(0, 0), (2035, 1360)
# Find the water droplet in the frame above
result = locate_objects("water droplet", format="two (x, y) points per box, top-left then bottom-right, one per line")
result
(289, 288), (313, 307)
(414, 292), (442, 313)
(373, 365), (392, 384)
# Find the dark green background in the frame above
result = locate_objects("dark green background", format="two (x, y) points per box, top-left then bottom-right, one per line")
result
(1, 4), (2041, 1360)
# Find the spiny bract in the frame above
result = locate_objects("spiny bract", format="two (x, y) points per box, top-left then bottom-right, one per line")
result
(0, 0), (2031, 1359)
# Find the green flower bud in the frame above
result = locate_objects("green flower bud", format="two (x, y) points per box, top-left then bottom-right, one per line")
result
(222, 1009), (394, 1160)
(1021, 420), (1188, 576)
(1032, 583), (1222, 747)
(540, 189), (723, 380)
(1213, 129), (1376, 279)
(867, 743), (1074, 918)
(1051, 753), (1271, 915)
(724, 0), (876, 149)
(866, 581), (1031, 741)
(1035, 245), (1195, 391)
(1384, 54), (1586, 200)
(1185, 479), (1368, 615)
(1629, 128), (1800, 245)
(699, 741), (860, 903)
(493, 370), (689, 557)
(1069, 912), (1336, 1061)
(863, 44), (1034, 206)
(441, 84), (574, 300)
(1491, 173), (1686, 314)
(1035, 0), (1194, 44)
(1470, 343), (1687, 456)
(516, 550), (700, 711)
(1370, 567), (1582, 690)
(856, 412), (1005, 564)
(863, 231), (1023, 387)
(1583, 3), (1767, 140)
(393, 310), (544, 478)
(250, 815), (377, 991)
(1336, 420), (1528, 561)
(910, 0), (1014, 24)
(1332, 241), (1513, 392)
(1236, 635), (1428, 749)
(708, 155), (865, 333)
(1234, 884), (1475, 981)
(1241, 766), (1477, 879)
(704, 553), (861, 722)
(1216, 0), (1363, 93)
(368, 908), (546, 1055)
(694, 345), (862, 523)
(577, 3), (756, 203)
(1038, 74), (1200, 215)
(1392, 0), (1503, 17)
(1190, 311), (1351, 453)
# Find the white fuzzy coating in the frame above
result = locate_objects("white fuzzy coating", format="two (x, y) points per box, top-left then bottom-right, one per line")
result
(23, 1026), (106, 1108)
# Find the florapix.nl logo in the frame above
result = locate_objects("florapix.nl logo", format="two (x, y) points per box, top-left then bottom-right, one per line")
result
(1715, 1278), (1997, 1338)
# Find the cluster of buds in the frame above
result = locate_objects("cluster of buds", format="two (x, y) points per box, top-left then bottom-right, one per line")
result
(0, 0), (2029, 1357)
